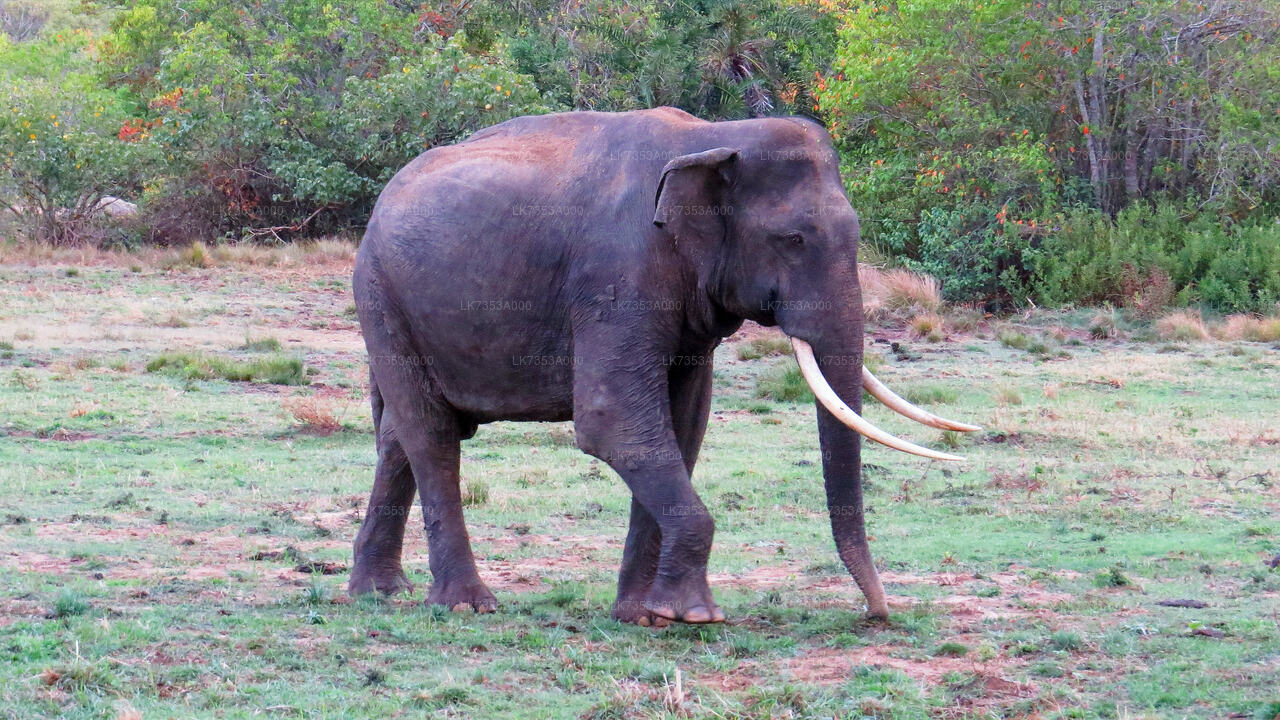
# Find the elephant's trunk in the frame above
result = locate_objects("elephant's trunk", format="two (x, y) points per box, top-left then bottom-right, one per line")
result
(813, 343), (890, 619)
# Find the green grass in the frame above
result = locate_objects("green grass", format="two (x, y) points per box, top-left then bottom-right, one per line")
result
(240, 336), (283, 352)
(0, 262), (1278, 718)
(754, 364), (812, 402)
(900, 385), (957, 405)
(146, 350), (307, 385)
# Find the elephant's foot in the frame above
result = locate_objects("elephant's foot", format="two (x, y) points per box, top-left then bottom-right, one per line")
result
(427, 578), (497, 614)
(612, 597), (672, 628)
(644, 574), (725, 624)
(349, 561), (414, 596)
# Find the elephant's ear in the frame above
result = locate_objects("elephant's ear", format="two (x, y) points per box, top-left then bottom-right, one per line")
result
(652, 147), (739, 239)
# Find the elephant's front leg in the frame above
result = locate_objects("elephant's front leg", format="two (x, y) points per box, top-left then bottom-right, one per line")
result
(575, 350), (723, 624)
(612, 359), (715, 626)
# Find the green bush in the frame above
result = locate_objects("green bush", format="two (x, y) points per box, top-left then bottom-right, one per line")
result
(819, 0), (1280, 310)
(1031, 205), (1280, 313)
(0, 32), (156, 244)
(99, 1), (556, 238)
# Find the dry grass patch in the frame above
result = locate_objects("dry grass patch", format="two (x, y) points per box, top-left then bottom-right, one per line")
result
(1089, 309), (1118, 339)
(994, 385), (1023, 406)
(281, 395), (344, 435)
(860, 265), (942, 319)
(0, 237), (357, 272)
(1216, 314), (1280, 342)
(1155, 310), (1210, 342)
(909, 312), (945, 342)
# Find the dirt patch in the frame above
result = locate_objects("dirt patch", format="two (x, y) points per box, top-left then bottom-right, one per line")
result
(782, 646), (1037, 713)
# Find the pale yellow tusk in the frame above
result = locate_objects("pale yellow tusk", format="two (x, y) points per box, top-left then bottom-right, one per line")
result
(862, 367), (982, 433)
(790, 338), (964, 462)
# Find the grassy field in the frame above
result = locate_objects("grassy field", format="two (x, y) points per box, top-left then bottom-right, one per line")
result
(0, 250), (1278, 719)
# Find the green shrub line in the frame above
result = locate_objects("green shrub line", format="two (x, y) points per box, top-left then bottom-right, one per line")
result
(3, 0), (1279, 312)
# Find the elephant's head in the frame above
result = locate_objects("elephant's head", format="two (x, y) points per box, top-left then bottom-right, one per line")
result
(653, 118), (981, 619)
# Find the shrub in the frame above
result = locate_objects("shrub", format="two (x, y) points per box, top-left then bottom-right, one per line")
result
(1155, 310), (1210, 342)
(1094, 566), (1132, 588)
(1049, 631), (1083, 652)
(998, 329), (1030, 350)
(880, 268), (942, 314)
(241, 336), (282, 352)
(100, 3), (557, 239)
(1033, 206), (1280, 313)
(819, 0), (1280, 312)
(0, 32), (157, 244)
(53, 590), (89, 618)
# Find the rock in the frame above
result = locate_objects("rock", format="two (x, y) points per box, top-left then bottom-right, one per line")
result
(94, 196), (139, 219)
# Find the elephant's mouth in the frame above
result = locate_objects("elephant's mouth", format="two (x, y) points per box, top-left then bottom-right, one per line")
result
(789, 337), (981, 461)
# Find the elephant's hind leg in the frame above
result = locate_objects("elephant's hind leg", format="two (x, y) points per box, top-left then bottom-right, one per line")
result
(411, 416), (496, 612)
(357, 271), (496, 612)
(349, 389), (416, 596)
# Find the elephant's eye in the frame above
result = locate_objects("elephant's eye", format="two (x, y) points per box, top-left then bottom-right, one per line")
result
(779, 232), (803, 246)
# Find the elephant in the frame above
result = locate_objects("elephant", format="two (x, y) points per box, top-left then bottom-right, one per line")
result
(347, 107), (979, 625)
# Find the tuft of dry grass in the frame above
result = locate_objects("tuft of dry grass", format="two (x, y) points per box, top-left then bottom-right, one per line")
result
(946, 307), (985, 333)
(1155, 310), (1210, 342)
(281, 396), (343, 435)
(994, 384), (1023, 406)
(461, 480), (490, 506)
(1089, 308), (1118, 339)
(1216, 314), (1280, 342)
(859, 265), (942, 320)
(908, 312), (945, 342)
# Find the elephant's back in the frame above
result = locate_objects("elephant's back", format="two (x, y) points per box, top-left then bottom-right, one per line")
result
(367, 108), (706, 253)
(387, 107), (705, 189)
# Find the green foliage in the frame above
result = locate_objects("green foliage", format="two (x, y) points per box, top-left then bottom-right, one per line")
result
(1032, 205), (1280, 312)
(0, 31), (156, 243)
(819, 0), (1280, 310)
(98, 0), (554, 237)
(500, 0), (837, 119)
(1, 0), (1278, 312)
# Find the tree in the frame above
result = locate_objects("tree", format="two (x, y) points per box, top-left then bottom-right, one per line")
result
(0, 31), (154, 243)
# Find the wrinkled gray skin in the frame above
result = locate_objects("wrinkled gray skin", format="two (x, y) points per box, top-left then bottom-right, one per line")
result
(349, 107), (887, 624)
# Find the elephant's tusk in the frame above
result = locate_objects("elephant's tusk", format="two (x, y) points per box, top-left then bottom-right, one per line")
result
(862, 367), (982, 433)
(790, 338), (965, 462)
